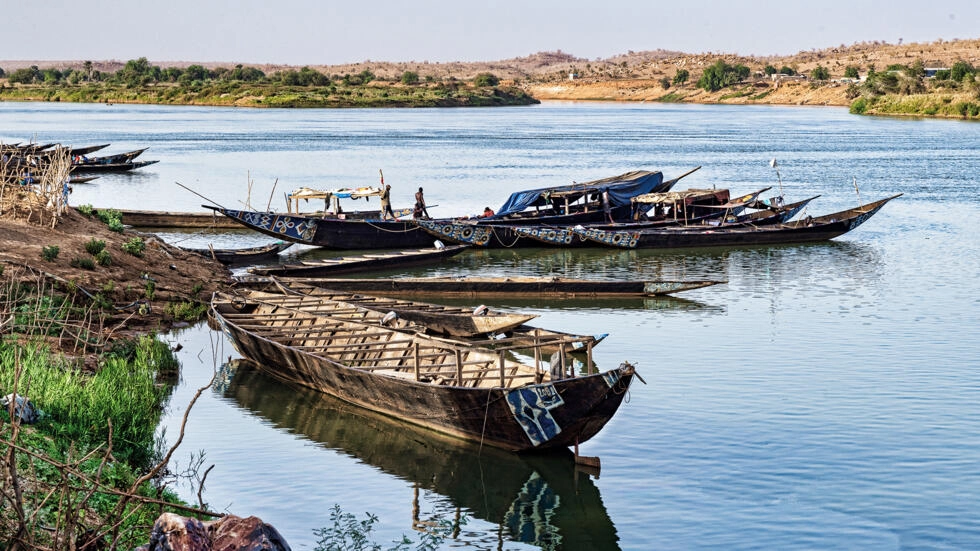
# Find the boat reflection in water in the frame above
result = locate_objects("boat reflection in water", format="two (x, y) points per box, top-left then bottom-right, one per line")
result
(217, 359), (621, 550)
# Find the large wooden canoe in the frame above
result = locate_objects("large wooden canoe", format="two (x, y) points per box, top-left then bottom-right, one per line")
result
(248, 245), (468, 277)
(211, 291), (636, 452)
(245, 280), (538, 337)
(237, 274), (724, 297)
(71, 159), (159, 173)
(205, 205), (435, 249)
(574, 194), (901, 249)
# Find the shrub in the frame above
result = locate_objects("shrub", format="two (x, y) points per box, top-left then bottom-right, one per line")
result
(659, 77), (671, 89)
(400, 71), (419, 85)
(672, 69), (689, 85)
(844, 66), (860, 79)
(810, 65), (830, 81)
(144, 280), (155, 300)
(164, 301), (208, 321)
(70, 257), (96, 270)
(473, 72), (499, 87)
(84, 238), (106, 255)
(95, 208), (122, 226)
(95, 250), (112, 266)
(850, 97), (869, 114)
(77, 204), (95, 217)
(122, 237), (145, 257)
(41, 245), (60, 261)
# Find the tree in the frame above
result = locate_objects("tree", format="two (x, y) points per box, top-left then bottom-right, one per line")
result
(8, 66), (39, 84)
(907, 59), (925, 78)
(473, 72), (499, 87)
(672, 69), (689, 85)
(779, 66), (796, 76)
(844, 66), (860, 79)
(0, 67), (6, 78)
(763, 65), (777, 76)
(950, 61), (975, 82)
(696, 60), (749, 92)
(810, 65), (830, 81)
(400, 71), (419, 85)
(659, 77), (671, 89)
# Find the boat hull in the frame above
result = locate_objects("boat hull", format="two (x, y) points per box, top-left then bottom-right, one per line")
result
(213, 303), (635, 452)
(208, 207), (436, 249)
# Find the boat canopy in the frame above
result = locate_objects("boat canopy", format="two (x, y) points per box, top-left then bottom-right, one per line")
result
(492, 170), (663, 218)
(287, 186), (383, 213)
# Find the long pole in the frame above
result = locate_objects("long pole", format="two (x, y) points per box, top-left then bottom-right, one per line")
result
(175, 181), (225, 208)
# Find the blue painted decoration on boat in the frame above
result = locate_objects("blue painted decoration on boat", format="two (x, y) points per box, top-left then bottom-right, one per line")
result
(506, 384), (565, 446)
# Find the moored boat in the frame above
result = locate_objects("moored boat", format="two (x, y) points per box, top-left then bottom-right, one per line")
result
(574, 194), (902, 249)
(71, 159), (159, 173)
(203, 205), (435, 249)
(248, 244), (468, 277)
(236, 274), (724, 297)
(211, 291), (637, 452)
(179, 241), (294, 264)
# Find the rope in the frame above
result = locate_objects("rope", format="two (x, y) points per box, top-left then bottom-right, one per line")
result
(364, 220), (423, 234)
(491, 226), (523, 248)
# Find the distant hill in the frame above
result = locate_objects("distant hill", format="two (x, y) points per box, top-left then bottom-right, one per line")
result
(2, 38), (976, 83)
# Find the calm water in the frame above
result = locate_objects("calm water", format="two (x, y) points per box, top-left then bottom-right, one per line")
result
(3, 102), (979, 550)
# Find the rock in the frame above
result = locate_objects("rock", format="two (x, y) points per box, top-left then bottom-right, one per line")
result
(134, 513), (290, 551)
(1, 393), (39, 424)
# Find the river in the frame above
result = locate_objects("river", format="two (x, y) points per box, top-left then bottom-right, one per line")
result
(2, 101), (979, 550)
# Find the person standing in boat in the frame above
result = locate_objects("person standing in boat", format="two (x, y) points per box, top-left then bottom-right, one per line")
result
(380, 184), (395, 220)
(413, 187), (430, 219)
(602, 187), (615, 223)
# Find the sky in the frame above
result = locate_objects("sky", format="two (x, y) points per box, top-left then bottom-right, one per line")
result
(2, 0), (978, 65)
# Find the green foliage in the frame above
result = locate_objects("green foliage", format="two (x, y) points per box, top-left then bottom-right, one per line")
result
(8, 66), (40, 84)
(191, 282), (204, 295)
(779, 66), (796, 76)
(95, 208), (122, 226)
(950, 61), (976, 82)
(659, 77), (671, 89)
(0, 335), (173, 466)
(810, 65), (830, 81)
(313, 504), (461, 551)
(70, 257), (96, 270)
(473, 72), (500, 87)
(122, 237), (146, 257)
(40, 245), (60, 262)
(163, 301), (208, 321)
(763, 65), (777, 76)
(77, 203), (95, 217)
(95, 250), (112, 267)
(672, 69), (689, 85)
(697, 60), (750, 92)
(144, 280), (155, 300)
(84, 238), (106, 255)
(850, 97), (869, 114)
(907, 59), (925, 78)
(844, 66), (860, 79)
(400, 71), (420, 85)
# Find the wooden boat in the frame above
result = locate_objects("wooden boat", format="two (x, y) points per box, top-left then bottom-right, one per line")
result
(180, 241), (294, 264)
(236, 274), (724, 297)
(76, 208), (244, 229)
(573, 194), (902, 249)
(211, 290), (637, 452)
(248, 244), (468, 277)
(72, 147), (148, 166)
(204, 205), (436, 249)
(68, 175), (100, 184)
(67, 144), (110, 157)
(221, 358), (619, 546)
(508, 195), (820, 248)
(71, 160), (159, 173)
(243, 280), (603, 352)
(233, 284), (538, 337)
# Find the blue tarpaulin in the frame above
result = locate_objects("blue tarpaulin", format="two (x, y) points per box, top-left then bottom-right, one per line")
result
(493, 170), (664, 218)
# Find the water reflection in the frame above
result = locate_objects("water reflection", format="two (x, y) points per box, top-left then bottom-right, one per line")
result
(218, 360), (620, 551)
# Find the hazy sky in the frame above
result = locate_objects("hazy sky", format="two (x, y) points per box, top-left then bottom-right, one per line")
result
(3, 0), (977, 65)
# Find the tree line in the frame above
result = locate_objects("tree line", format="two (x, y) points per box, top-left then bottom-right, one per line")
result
(0, 57), (503, 89)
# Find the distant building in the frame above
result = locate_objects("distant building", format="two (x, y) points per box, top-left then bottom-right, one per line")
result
(924, 68), (948, 78)
(568, 72), (578, 81)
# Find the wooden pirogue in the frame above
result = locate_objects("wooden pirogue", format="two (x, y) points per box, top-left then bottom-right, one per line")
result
(235, 275), (724, 298)
(211, 291), (637, 452)
(248, 244), (468, 277)
(239, 281), (605, 352)
(179, 241), (293, 264)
